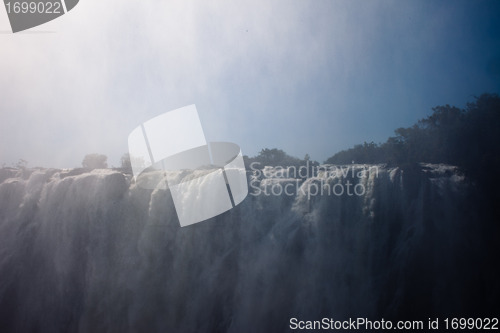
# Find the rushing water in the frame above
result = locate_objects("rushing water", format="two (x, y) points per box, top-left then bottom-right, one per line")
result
(0, 164), (496, 332)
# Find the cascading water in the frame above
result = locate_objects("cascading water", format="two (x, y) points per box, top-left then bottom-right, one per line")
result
(0, 164), (496, 332)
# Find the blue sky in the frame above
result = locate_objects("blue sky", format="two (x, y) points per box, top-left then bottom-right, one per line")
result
(1, 0), (499, 168)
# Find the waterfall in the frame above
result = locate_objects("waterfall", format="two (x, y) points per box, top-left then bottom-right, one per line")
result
(0, 164), (494, 332)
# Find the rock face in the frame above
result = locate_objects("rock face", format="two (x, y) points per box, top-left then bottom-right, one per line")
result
(0, 165), (496, 332)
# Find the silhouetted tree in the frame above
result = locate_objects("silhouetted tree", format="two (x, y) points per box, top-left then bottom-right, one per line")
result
(120, 153), (132, 173)
(82, 154), (108, 169)
(14, 159), (28, 169)
(325, 93), (500, 172)
(245, 148), (302, 169)
(325, 141), (383, 164)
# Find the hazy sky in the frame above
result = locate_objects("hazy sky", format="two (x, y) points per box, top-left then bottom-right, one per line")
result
(1, 0), (499, 168)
